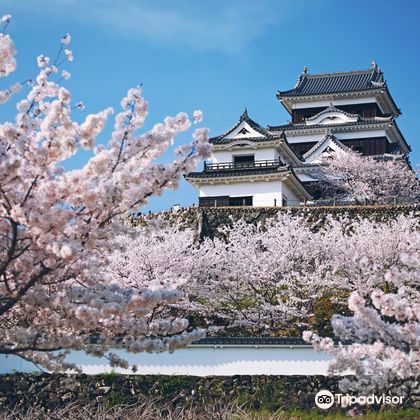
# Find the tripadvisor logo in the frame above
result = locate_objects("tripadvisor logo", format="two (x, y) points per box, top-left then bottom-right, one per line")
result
(315, 389), (404, 409)
(315, 390), (334, 409)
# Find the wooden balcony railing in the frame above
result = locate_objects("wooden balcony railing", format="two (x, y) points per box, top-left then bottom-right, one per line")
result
(204, 158), (283, 172)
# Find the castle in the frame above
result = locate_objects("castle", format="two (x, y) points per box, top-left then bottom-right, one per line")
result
(186, 63), (409, 207)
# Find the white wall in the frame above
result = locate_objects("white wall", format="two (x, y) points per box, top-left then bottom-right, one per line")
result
(199, 180), (285, 207)
(212, 148), (278, 163)
(284, 129), (388, 144)
(292, 97), (377, 109)
(285, 134), (324, 144)
(281, 183), (303, 206)
(334, 129), (387, 140)
(212, 151), (233, 163)
(296, 173), (318, 182)
(0, 346), (334, 376)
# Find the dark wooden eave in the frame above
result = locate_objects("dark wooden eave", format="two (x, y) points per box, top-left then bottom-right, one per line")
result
(277, 65), (401, 117)
(267, 118), (410, 153)
(194, 337), (306, 346)
(185, 166), (288, 180)
(278, 67), (386, 97)
(301, 132), (351, 161)
(210, 109), (272, 145)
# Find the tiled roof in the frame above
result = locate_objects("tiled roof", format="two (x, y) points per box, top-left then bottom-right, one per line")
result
(211, 135), (275, 145)
(276, 133), (303, 164)
(302, 132), (350, 160)
(304, 104), (359, 121)
(268, 117), (394, 132)
(186, 166), (312, 200)
(185, 166), (287, 179)
(210, 109), (272, 144)
(194, 337), (306, 346)
(277, 66), (386, 98)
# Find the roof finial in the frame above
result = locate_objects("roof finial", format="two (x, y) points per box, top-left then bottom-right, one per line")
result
(371, 60), (378, 70)
(302, 66), (309, 75)
(241, 107), (248, 120)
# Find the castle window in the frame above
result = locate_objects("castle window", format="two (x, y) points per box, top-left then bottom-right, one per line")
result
(313, 190), (322, 200)
(234, 155), (255, 164)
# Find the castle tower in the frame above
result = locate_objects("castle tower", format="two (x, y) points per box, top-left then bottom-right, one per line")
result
(186, 63), (410, 206)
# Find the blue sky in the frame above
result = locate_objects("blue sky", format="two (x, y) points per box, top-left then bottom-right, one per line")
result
(2, 0), (420, 212)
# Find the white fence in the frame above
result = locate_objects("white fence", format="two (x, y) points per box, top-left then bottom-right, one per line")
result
(0, 343), (333, 376)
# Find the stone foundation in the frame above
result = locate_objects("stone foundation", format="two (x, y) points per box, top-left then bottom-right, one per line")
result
(131, 205), (420, 239)
(0, 373), (418, 412)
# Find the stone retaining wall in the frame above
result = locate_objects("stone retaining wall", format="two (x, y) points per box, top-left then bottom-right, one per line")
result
(0, 374), (418, 412)
(131, 205), (420, 238)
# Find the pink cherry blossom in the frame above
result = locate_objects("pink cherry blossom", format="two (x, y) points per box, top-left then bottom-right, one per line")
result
(320, 149), (420, 204)
(61, 33), (71, 45)
(0, 33), (16, 76)
(64, 49), (73, 62)
(193, 110), (203, 124)
(37, 54), (50, 68)
(305, 252), (419, 394)
(0, 27), (210, 370)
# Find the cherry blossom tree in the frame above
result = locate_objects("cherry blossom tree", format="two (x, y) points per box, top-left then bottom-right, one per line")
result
(108, 208), (419, 390)
(304, 251), (419, 395)
(106, 223), (207, 330)
(319, 149), (420, 205)
(0, 18), (210, 371)
(122, 213), (417, 336)
(108, 224), (200, 291)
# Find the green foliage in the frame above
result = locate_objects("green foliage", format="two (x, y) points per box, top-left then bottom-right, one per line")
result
(0, 373), (417, 416)
(97, 371), (119, 379)
(310, 291), (351, 336)
(106, 391), (126, 408)
(265, 408), (420, 420)
(160, 376), (190, 395)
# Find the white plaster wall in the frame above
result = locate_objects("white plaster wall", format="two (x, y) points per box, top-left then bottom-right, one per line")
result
(284, 133), (324, 144)
(292, 97), (377, 109)
(226, 121), (265, 139)
(212, 151), (233, 163)
(296, 173), (319, 183)
(212, 148), (278, 163)
(254, 148), (278, 160)
(199, 181), (283, 207)
(334, 129), (387, 140)
(284, 129), (389, 144)
(305, 112), (357, 126)
(0, 346), (334, 376)
(281, 183), (304, 206)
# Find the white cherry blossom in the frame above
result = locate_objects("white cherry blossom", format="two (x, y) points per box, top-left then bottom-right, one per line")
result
(0, 27), (210, 370)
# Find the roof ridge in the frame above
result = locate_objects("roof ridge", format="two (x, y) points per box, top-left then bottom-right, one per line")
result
(305, 68), (376, 78)
(304, 104), (359, 121)
(302, 132), (350, 160)
(267, 118), (393, 132)
(210, 110), (268, 142)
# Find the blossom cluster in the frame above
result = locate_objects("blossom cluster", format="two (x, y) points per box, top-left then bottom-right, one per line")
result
(114, 213), (419, 337)
(304, 248), (419, 393)
(320, 149), (420, 204)
(0, 24), (210, 370)
(305, 291), (419, 394)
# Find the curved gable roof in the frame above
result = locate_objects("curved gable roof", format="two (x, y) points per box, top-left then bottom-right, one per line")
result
(277, 66), (385, 98)
(304, 104), (359, 123)
(302, 131), (351, 162)
(210, 109), (273, 145)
